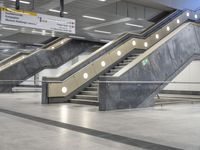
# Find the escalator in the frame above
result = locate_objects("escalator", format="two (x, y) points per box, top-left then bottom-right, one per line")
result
(0, 38), (102, 92)
(43, 10), (200, 110)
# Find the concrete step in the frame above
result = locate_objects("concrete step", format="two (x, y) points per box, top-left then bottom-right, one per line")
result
(75, 95), (98, 100)
(105, 72), (115, 76)
(123, 59), (133, 63)
(85, 87), (98, 91)
(110, 68), (121, 72)
(114, 66), (124, 69)
(69, 99), (99, 106)
(118, 62), (129, 66)
(81, 91), (98, 96)
(127, 56), (137, 59)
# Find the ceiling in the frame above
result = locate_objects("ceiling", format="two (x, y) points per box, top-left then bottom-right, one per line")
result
(0, 0), (174, 59)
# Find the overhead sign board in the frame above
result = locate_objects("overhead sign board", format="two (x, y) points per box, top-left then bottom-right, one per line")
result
(0, 7), (75, 34)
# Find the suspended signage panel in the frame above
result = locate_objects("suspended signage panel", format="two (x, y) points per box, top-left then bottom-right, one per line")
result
(0, 7), (75, 34)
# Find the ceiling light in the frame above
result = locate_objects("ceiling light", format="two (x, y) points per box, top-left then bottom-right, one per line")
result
(195, 14), (198, 19)
(51, 46), (55, 50)
(98, 0), (106, 2)
(125, 23), (144, 28)
(2, 27), (19, 31)
(1, 40), (18, 43)
(94, 30), (111, 34)
(10, 0), (30, 4)
(100, 39), (110, 43)
(83, 15), (105, 21)
(186, 12), (190, 17)
(69, 35), (85, 39)
(49, 9), (68, 14)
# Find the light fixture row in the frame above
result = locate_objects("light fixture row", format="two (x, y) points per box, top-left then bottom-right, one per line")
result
(60, 12), (199, 94)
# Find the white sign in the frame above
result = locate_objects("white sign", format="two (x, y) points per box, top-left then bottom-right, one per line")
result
(0, 8), (75, 34)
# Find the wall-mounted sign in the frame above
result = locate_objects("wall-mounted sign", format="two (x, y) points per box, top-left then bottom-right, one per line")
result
(0, 7), (75, 34)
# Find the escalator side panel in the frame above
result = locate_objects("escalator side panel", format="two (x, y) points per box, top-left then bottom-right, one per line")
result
(99, 24), (200, 111)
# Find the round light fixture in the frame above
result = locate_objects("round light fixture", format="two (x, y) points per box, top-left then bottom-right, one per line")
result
(166, 26), (170, 31)
(101, 61), (106, 67)
(155, 34), (159, 39)
(61, 41), (64, 44)
(51, 46), (55, 50)
(186, 12), (190, 17)
(117, 50), (122, 56)
(83, 73), (89, 79)
(144, 42), (148, 48)
(176, 19), (180, 24)
(62, 87), (68, 94)
(132, 40), (136, 46)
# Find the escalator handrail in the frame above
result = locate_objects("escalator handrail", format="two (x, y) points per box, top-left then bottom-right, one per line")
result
(45, 10), (185, 81)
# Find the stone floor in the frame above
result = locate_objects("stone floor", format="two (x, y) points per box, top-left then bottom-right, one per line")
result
(0, 92), (200, 150)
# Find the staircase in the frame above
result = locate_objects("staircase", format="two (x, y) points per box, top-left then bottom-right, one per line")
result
(69, 49), (145, 105)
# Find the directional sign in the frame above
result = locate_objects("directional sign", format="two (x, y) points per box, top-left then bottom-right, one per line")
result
(0, 7), (75, 34)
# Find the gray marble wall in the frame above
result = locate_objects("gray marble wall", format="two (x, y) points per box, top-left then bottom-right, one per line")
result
(0, 39), (101, 92)
(99, 24), (200, 111)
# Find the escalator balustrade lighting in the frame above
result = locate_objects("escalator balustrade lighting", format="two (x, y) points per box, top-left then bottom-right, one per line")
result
(186, 12), (190, 17)
(155, 34), (159, 39)
(132, 40), (136, 46)
(60, 41), (64, 45)
(101, 61), (106, 67)
(117, 51), (122, 56)
(144, 42), (148, 48)
(62, 87), (68, 94)
(83, 73), (89, 79)
(166, 26), (170, 31)
(176, 19), (180, 24)
(195, 14), (198, 19)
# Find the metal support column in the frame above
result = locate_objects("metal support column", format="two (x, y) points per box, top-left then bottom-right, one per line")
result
(60, 0), (64, 17)
(16, 0), (20, 10)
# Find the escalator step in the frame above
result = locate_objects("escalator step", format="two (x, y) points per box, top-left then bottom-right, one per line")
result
(81, 91), (98, 96)
(85, 87), (98, 91)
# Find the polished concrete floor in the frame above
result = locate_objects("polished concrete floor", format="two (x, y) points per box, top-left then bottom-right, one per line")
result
(0, 93), (200, 150)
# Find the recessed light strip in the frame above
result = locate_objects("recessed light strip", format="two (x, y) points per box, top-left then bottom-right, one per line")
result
(125, 23), (144, 28)
(1, 40), (18, 43)
(69, 35), (85, 39)
(2, 27), (19, 31)
(100, 39), (111, 43)
(49, 9), (68, 14)
(94, 30), (111, 34)
(83, 15), (105, 21)
(10, 0), (30, 4)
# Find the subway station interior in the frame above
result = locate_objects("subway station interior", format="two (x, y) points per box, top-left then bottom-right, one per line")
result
(1, 0), (200, 149)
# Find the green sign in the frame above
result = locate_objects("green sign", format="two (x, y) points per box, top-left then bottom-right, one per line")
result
(142, 58), (149, 66)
